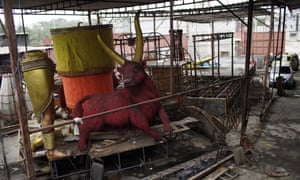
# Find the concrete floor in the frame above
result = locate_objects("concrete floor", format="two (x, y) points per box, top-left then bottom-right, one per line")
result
(1, 68), (300, 180)
(233, 69), (300, 180)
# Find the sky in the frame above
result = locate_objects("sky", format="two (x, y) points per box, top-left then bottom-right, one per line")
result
(13, 14), (88, 27)
(0, 0), (248, 27)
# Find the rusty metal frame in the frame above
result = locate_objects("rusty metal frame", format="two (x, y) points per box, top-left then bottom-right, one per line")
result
(1, 0), (295, 179)
(192, 32), (235, 80)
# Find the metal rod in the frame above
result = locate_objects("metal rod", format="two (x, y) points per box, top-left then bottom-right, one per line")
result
(260, 3), (274, 121)
(270, 6), (282, 96)
(241, 0), (254, 137)
(0, 18), (7, 35)
(153, 13), (157, 62)
(211, 23), (215, 79)
(278, 6), (286, 77)
(231, 34), (234, 77)
(21, 9), (28, 51)
(169, 0), (174, 94)
(275, 7), (282, 57)
(215, 0), (248, 26)
(188, 152), (235, 180)
(88, 10), (92, 25)
(193, 35), (197, 84)
(217, 38), (220, 78)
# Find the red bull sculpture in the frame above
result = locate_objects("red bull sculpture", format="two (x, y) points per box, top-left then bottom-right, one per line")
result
(72, 12), (172, 152)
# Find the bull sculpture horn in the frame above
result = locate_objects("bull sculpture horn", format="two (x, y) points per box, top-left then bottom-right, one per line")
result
(97, 11), (143, 65)
(97, 32), (125, 65)
(133, 11), (143, 62)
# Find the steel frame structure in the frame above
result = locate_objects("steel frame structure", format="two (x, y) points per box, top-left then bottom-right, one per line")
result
(1, 0), (299, 179)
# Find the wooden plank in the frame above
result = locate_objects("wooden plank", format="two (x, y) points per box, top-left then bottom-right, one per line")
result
(188, 149), (249, 180)
(202, 166), (228, 180)
(88, 117), (198, 159)
(42, 117), (199, 160)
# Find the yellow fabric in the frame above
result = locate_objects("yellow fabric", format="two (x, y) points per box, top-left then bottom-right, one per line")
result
(29, 120), (73, 152)
(42, 132), (55, 150)
(41, 101), (55, 134)
(51, 25), (115, 75)
(30, 132), (43, 152)
(22, 51), (54, 122)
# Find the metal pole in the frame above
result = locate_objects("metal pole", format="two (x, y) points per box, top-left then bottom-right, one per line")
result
(21, 9), (28, 51)
(193, 35), (197, 83)
(217, 38), (220, 78)
(241, 0), (254, 137)
(275, 7), (282, 57)
(169, 0), (174, 94)
(153, 13), (157, 61)
(211, 21), (215, 79)
(96, 13), (100, 24)
(88, 10), (92, 25)
(278, 6), (287, 76)
(231, 33), (234, 77)
(260, 3), (274, 121)
(2, 0), (36, 179)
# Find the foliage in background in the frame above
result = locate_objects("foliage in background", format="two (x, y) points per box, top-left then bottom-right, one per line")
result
(15, 18), (85, 46)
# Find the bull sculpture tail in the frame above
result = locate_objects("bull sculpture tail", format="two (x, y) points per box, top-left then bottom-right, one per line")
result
(72, 94), (95, 118)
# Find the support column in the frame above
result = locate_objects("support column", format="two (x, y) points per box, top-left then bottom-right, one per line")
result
(3, 0), (36, 179)
(241, 0), (254, 138)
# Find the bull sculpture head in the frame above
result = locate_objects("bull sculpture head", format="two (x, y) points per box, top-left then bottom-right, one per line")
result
(97, 12), (145, 87)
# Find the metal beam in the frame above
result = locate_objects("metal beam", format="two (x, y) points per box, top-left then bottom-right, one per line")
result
(241, 0), (254, 139)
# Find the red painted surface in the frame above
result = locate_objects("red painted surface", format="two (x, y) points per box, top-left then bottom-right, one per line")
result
(72, 61), (172, 151)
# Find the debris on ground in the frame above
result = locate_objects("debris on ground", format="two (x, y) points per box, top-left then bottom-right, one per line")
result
(264, 166), (290, 177)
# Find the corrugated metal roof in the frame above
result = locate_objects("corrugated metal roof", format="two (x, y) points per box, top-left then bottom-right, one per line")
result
(174, 0), (300, 24)
(174, 1), (272, 23)
(1, 0), (299, 12)
(0, 0), (169, 11)
(0, 0), (299, 21)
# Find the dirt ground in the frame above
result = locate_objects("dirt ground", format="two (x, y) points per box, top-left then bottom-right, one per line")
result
(1, 68), (300, 180)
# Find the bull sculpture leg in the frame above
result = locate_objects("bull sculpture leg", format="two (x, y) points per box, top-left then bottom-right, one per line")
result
(22, 50), (67, 160)
(158, 108), (173, 134)
(129, 110), (161, 141)
(78, 118), (104, 152)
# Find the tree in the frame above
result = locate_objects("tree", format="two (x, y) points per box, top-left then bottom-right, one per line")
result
(17, 18), (82, 46)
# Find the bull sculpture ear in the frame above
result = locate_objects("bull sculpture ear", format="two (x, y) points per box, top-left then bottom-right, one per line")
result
(97, 11), (143, 65)
(133, 11), (144, 62)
